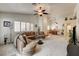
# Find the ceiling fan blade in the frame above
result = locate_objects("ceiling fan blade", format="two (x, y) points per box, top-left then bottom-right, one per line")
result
(34, 13), (37, 15)
(43, 13), (48, 14)
(39, 7), (42, 10)
(42, 10), (46, 12)
(34, 10), (38, 12)
(32, 3), (37, 5)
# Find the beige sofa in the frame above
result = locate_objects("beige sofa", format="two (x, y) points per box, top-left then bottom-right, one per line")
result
(14, 33), (39, 56)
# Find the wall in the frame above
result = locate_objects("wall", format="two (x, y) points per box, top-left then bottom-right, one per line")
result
(0, 13), (38, 44)
(64, 20), (76, 40)
(0, 9), (76, 44)
(76, 4), (79, 41)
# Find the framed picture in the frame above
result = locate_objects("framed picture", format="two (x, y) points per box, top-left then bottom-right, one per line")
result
(3, 21), (11, 27)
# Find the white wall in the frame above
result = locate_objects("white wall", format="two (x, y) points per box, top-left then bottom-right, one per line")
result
(76, 4), (79, 41)
(0, 13), (38, 44)
(0, 9), (76, 44)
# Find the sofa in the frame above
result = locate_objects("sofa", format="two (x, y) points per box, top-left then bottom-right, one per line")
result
(14, 31), (46, 55)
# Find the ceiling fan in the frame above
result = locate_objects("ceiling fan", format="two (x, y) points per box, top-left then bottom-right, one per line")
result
(33, 3), (48, 16)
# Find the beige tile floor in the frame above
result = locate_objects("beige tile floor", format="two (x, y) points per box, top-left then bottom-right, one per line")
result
(0, 44), (18, 56)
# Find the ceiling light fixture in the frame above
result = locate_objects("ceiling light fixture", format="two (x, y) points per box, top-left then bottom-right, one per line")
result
(32, 3), (48, 16)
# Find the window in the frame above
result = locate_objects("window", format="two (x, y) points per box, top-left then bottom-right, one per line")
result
(40, 25), (43, 31)
(51, 24), (55, 30)
(26, 23), (30, 31)
(14, 21), (20, 32)
(30, 24), (34, 31)
(21, 22), (26, 31)
(47, 25), (50, 30)
(14, 21), (34, 32)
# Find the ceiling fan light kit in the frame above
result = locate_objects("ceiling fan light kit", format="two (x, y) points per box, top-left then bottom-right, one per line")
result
(33, 3), (48, 16)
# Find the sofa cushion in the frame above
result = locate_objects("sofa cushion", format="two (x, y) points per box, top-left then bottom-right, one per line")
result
(21, 40), (38, 56)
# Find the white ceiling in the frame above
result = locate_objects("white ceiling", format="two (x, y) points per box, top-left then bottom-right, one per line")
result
(0, 3), (76, 16)
(0, 3), (34, 14)
(49, 3), (76, 17)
